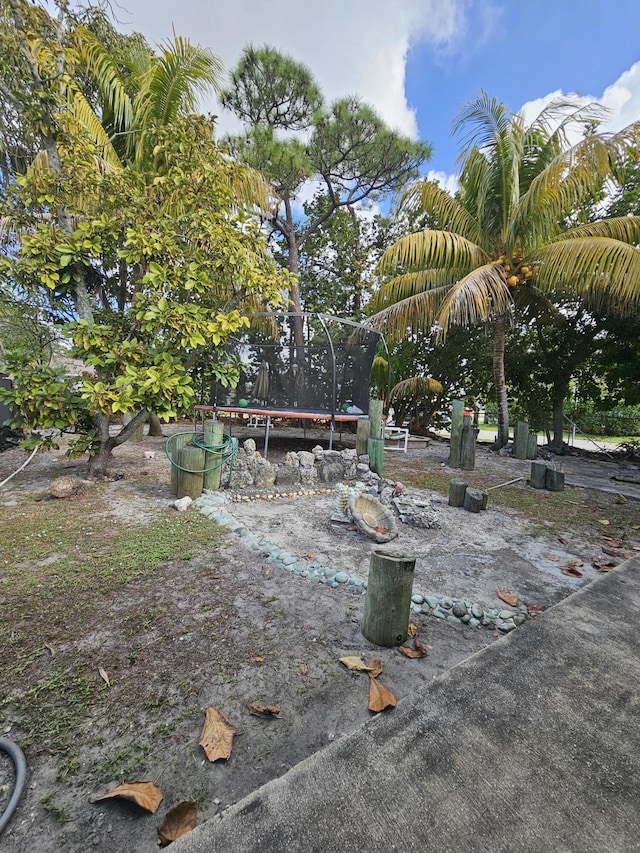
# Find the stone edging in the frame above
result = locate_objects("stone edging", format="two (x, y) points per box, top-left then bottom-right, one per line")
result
(194, 491), (532, 634)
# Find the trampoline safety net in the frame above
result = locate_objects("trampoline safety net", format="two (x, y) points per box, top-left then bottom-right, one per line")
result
(210, 313), (386, 415)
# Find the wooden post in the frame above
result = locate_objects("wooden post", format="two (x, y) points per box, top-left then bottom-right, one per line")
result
(203, 419), (224, 491)
(530, 461), (548, 490)
(177, 445), (205, 500)
(526, 431), (538, 459)
(367, 436), (384, 477)
(361, 549), (416, 647)
(460, 421), (477, 470)
(356, 417), (370, 456)
(448, 400), (464, 467)
(169, 433), (193, 495)
(368, 398), (383, 439)
(545, 468), (565, 492)
(513, 420), (529, 459)
(122, 411), (145, 442)
(448, 479), (468, 507)
(464, 487), (487, 512)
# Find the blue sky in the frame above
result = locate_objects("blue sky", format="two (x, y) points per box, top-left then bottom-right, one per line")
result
(407, 0), (640, 175)
(121, 0), (640, 185)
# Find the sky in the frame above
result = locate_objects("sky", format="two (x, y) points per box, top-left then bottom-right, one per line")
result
(116, 0), (640, 188)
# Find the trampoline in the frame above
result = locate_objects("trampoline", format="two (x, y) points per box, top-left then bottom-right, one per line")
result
(196, 313), (389, 457)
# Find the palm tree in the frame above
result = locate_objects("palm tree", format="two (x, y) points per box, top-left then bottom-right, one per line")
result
(369, 92), (640, 448)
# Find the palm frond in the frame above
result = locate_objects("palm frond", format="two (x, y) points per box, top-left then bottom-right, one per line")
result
(436, 263), (514, 335)
(370, 269), (469, 312)
(368, 285), (453, 339)
(559, 216), (640, 245)
(390, 375), (443, 402)
(512, 125), (640, 248)
(399, 181), (486, 245)
(535, 237), (640, 307)
(378, 230), (488, 275)
(67, 89), (122, 170)
(72, 25), (134, 133)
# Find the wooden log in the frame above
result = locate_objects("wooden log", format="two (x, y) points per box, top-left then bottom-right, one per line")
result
(448, 399), (464, 467)
(361, 549), (416, 647)
(356, 416), (370, 456)
(526, 431), (538, 459)
(460, 424), (477, 470)
(513, 420), (529, 460)
(464, 487), (486, 512)
(367, 436), (384, 477)
(368, 398), (384, 439)
(448, 479), (468, 507)
(203, 419), (225, 491)
(177, 445), (205, 500)
(545, 468), (565, 492)
(169, 433), (193, 495)
(530, 461), (548, 490)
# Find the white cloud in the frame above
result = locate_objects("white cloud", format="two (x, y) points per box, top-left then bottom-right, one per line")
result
(426, 169), (460, 196)
(119, 0), (465, 139)
(519, 60), (640, 138)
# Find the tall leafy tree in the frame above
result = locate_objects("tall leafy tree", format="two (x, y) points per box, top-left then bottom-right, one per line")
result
(369, 92), (640, 448)
(222, 45), (431, 339)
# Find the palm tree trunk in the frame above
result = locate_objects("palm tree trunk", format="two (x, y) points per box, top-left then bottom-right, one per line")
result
(493, 314), (509, 449)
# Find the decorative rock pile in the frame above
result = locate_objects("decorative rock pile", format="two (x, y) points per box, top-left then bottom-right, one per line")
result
(228, 440), (358, 490)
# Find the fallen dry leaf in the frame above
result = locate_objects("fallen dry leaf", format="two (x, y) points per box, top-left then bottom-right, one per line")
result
(300, 662), (308, 676)
(558, 536), (569, 545)
(254, 656), (264, 664)
(92, 781), (163, 813)
(44, 643), (55, 657)
(523, 601), (543, 613)
(601, 537), (622, 547)
(543, 553), (560, 561)
(592, 555), (617, 571)
(407, 623), (418, 638)
(301, 553), (315, 559)
(158, 800), (198, 846)
(339, 656), (380, 676)
(398, 645), (424, 659)
(496, 585), (518, 607)
(602, 546), (624, 558)
(246, 703), (280, 717)
(598, 519), (611, 525)
(414, 638), (429, 656)
(561, 565), (583, 578)
(199, 708), (237, 762)
(367, 658), (384, 678)
(368, 676), (397, 713)
(98, 668), (110, 688)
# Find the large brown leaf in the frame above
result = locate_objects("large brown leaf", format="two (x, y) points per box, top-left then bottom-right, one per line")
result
(340, 656), (383, 676)
(92, 781), (163, 813)
(246, 703), (280, 717)
(199, 707), (237, 762)
(368, 676), (397, 713)
(496, 585), (518, 607)
(158, 800), (198, 846)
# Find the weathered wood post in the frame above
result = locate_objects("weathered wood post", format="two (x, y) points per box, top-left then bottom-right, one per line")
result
(177, 444), (205, 499)
(361, 549), (416, 647)
(526, 431), (538, 459)
(203, 418), (224, 491)
(460, 415), (477, 470)
(169, 433), (194, 495)
(530, 461), (548, 490)
(513, 420), (530, 460)
(356, 416), (370, 456)
(448, 399), (464, 467)
(448, 479), (468, 507)
(368, 398), (384, 438)
(464, 487), (487, 512)
(122, 411), (145, 442)
(545, 467), (565, 492)
(367, 437), (384, 477)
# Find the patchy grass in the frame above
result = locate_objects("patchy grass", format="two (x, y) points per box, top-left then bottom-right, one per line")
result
(385, 459), (638, 540)
(0, 492), (224, 762)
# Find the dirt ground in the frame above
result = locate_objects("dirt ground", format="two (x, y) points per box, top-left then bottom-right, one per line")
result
(1, 424), (638, 852)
